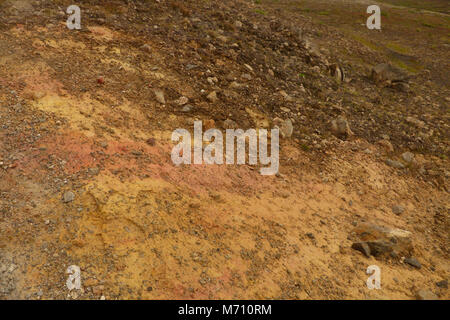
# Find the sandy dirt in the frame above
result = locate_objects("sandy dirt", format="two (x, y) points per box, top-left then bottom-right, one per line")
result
(0, 0), (448, 300)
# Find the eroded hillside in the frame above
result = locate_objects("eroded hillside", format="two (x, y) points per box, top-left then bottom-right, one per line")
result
(0, 0), (448, 300)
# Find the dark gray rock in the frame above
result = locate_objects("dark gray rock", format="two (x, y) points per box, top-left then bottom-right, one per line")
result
(351, 242), (371, 258)
(404, 257), (421, 269)
(436, 280), (448, 289)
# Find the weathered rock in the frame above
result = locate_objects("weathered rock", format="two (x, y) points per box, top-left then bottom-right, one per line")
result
(273, 118), (293, 138)
(391, 81), (410, 92)
(329, 64), (344, 83)
(436, 280), (448, 289)
(386, 159), (405, 169)
(207, 77), (218, 85)
(377, 139), (394, 153)
(63, 191), (75, 203)
(404, 257), (421, 269)
(229, 81), (241, 90)
(350, 223), (413, 258)
(153, 89), (165, 104)
(244, 64), (253, 72)
(181, 104), (193, 112)
(351, 242), (371, 258)
(207, 91), (218, 103)
(88, 167), (100, 175)
(141, 44), (151, 53)
(371, 63), (406, 83)
(176, 96), (189, 106)
(401, 152), (414, 164)
(416, 290), (438, 300)
(223, 119), (238, 130)
(392, 205), (405, 215)
(331, 116), (353, 139)
(146, 138), (156, 146)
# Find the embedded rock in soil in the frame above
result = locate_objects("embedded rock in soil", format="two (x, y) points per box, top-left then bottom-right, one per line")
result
(63, 191), (75, 203)
(331, 117), (352, 140)
(416, 290), (438, 300)
(371, 63), (406, 83)
(351, 223), (413, 258)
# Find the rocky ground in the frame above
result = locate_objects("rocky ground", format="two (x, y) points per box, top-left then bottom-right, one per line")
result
(0, 0), (448, 300)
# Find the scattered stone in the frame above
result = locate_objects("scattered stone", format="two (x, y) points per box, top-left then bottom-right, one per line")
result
(63, 191), (75, 203)
(306, 233), (315, 239)
(329, 64), (344, 83)
(436, 280), (448, 289)
(371, 63), (405, 83)
(229, 81), (241, 89)
(377, 139), (394, 153)
(273, 118), (293, 138)
(416, 290), (438, 300)
(88, 167), (100, 175)
(385, 159), (405, 169)
(206, 91), (218, 103)
(176, 96), (189, 106)
(392, 205), (405, 215)
(391, 81), (410, 92)
(207, 77), (217, 85)
(244, 64), (253, 72)
(141, 44), (151, 53)
(153, 89), (165, 104)
(146, 138), (156, 146)
(331, 116), (353, 139)
(223, 119), (238, 130)
(185, 64), (197, 71)
(401, 152), (414, 164)
(97, 77), (105, 84)
(404, 257), (421, 269)
(181, 104), (193, 112)
(235, 21), (243, 28)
